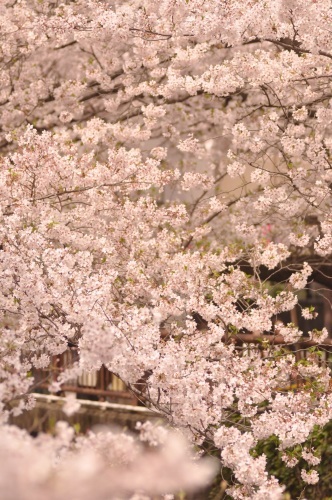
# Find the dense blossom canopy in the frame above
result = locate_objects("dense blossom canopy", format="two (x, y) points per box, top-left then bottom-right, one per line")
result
(1, 0), (332, 498)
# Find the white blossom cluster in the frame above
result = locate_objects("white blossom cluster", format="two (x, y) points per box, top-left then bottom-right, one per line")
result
(0, 0), (332, 498)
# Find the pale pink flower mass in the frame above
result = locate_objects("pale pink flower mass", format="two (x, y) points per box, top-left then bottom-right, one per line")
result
(0, 1), (332, 499)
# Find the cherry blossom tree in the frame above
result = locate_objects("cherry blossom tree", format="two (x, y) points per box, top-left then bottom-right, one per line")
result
(1, 0), (332, 498)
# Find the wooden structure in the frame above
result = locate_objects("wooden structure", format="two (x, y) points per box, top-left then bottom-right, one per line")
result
(33, 348), (138, 405)
(33, 283), (332, 404)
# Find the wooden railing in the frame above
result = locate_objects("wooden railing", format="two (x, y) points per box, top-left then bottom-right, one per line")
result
(32, 286), (332, 402)
(33, 347), (138, 405)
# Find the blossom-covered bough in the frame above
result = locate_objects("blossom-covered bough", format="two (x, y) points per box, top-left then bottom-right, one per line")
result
(1, 1), (332, 498)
